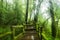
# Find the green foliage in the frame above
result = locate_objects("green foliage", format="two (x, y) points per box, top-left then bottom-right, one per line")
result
(15, 27), (23, 36)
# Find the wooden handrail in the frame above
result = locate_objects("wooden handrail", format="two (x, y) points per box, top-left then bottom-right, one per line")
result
(0, 32), (12, 38)
(14, 32), (23, 40)
(12, 25), (23, 28)
(0, 25), (24, 40)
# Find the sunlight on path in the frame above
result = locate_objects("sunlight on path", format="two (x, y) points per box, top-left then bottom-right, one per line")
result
(31, 35), (34, 40)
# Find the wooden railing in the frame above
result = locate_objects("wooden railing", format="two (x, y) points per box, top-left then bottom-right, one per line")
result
(0, 25), (24, 40)
(0, 32), (12, 38)
(36, 24), (49, 40)
(0, 24), (49, 40)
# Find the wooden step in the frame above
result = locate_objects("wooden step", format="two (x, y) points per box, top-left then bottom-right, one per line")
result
(25, 26), (35, 29)
(24, 31), (37, 34)
(25, 26), (36, 31)
(25, 29), (36, 31)
(20, 33), (39, 39)
(20, 35), (39, 40)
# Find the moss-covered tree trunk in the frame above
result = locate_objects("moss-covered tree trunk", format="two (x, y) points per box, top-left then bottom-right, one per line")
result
(49, 0), (57, 40)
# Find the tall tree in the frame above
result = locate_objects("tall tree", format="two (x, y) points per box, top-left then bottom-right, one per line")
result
(34, 0), (43, 24)
(25, 0), (29, 24)
(49, 0), (57, 40)
(33, 0), (43, 40)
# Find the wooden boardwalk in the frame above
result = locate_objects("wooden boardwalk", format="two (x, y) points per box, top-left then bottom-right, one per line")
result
(18, 25), (39, 40)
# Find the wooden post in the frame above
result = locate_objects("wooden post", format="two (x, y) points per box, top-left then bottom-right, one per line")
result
(10, 25), (15, 40)
(13, 27), (15, 40)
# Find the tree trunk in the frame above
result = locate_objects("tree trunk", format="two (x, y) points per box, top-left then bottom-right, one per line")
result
(25, 0), (29, 24)
(49, 0), (56, 40)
